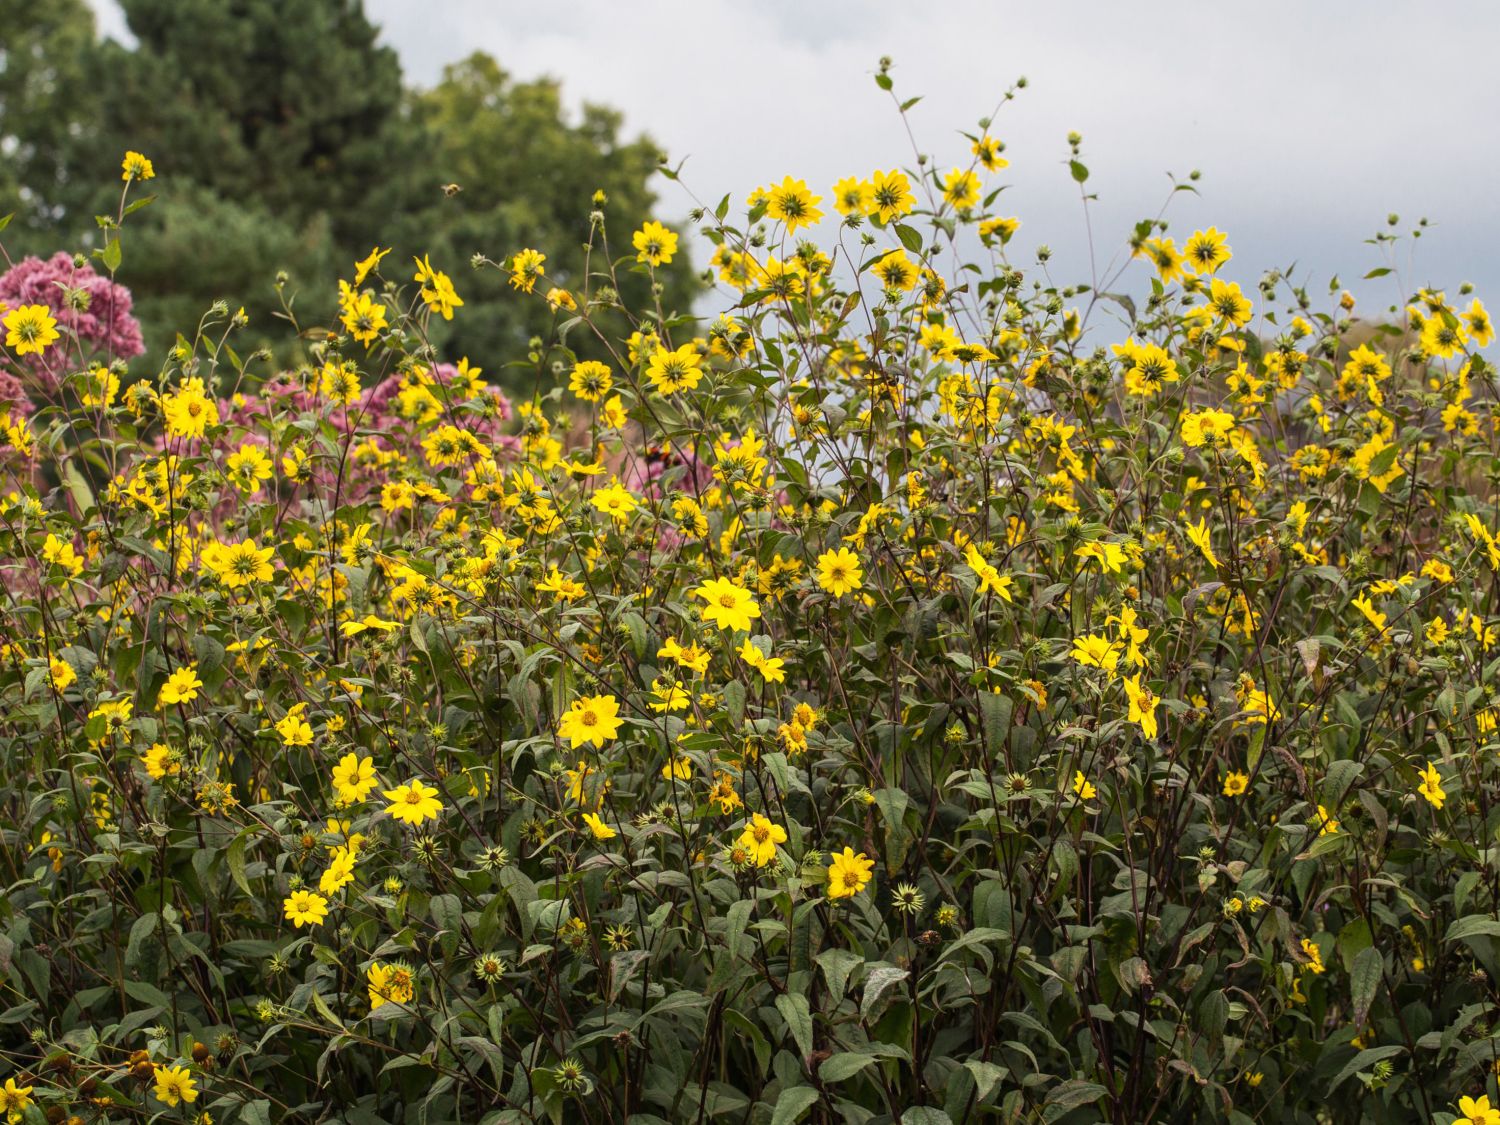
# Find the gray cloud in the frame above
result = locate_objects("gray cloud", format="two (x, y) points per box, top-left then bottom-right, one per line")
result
(91, 0), (1500, 317)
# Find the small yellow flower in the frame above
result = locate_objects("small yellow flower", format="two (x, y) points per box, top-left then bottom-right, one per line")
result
(122, 150), (156, 182)
(582, 812), (617, 840)
(283, 889), (329, 928)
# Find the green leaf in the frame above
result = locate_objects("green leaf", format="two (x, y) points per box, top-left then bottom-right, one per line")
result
(963, 1060), (1008, 1101)
(1350, 945), (1383, 1027)
(770, 1085), (821, 1125)
(1069, 160), (1090, 184)
(99, 237), (122, 273)
(861, 966), (909, 1021)
(1445, 916), (1500, 942)
(775, 992), (813, 1058)
(819, 1051), (876, 1082)
(816, 947), (862, 999)
(1327, 1045), (1404, 1094)
(895, 223), (923, 254)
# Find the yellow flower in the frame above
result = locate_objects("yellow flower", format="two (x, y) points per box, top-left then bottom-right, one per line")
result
(694, 577), (761, 632)
(510, 248), (546, 292)
(383, 778), (444, 825)
(1351, 432), (1404, 493)
(0, 1077), (35, 1119)
(826, 847), (875, 899)
(832, 175), (874, 216)
(319, 846), (357, 894)
(367, 961), (415, 1011)
(339, 291), (388, 344)
(591, 480), (639, 523)
(1222, 771), (1249, 798)
(332, 752), (378, 805)
(48, 656), (76, 691)
(1351, 593), (1388, 636)
(1456, 1094), (1500, 1125)
(200, 537), (275, 588)
(274, 705), (313, 747)
(1420, 311), (1469, 359)
(161, 377), (220, 439)
(962, 544), (1013, 600)
(738, 639), (786, 684)
(1075, 540), (1128, 574)
(1315, 804), (1339, 836)
(872, 249), (918, 291)
(569, 360), (613, 402)
(582, 811), (617, 840)
(121, 149), (156, 181)
(972, 134), (1008, 172)
(632, 220), (679, 267)
(1071, 771), (1097, 801)
(1417, 761), (1446, 809)
(41, 533), (83, 576)
(1206, 278), (1252, 327)
(152, 1064), (197, 1107)
(1184, 518), (1219, 568)
(1300, 937), (1325, 974)
(764, 176), (823, 232)
(283, 889), (329, 928)
(1123, 675), (1159, 740)
(159, 664), (202, 706)
(556, 694), (622, 749)
(941, 167), (981, 210)
(869, 168), (915, 224)
(816, 547), (864, 597)
(353, 246), (391, 285)
(736, 813), (787, 867)
(1071, 634), (1121, 672)
(1182, 227), (1230, 274)
(1180, 408), (1237, 448)
(413, 254), (464, 320)
(646, 343), (704, 395)
(3, 304), (61, 356)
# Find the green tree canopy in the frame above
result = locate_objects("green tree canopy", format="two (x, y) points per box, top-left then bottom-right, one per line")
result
(0, 1), (697, 386)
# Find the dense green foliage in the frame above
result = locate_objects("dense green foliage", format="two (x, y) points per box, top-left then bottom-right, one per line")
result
(0, 0), (697, 381)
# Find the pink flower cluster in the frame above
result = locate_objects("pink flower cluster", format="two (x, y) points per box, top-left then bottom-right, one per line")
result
(0, 252), (146, 413)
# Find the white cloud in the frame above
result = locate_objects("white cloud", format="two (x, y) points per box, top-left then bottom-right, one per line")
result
(92, 0), (1500, 311)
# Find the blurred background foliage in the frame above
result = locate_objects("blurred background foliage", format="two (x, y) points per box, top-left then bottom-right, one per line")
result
(0, 0), (700, 387)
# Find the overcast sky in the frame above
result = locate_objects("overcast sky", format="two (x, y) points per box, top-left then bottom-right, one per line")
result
(92, 0), (1500, 320)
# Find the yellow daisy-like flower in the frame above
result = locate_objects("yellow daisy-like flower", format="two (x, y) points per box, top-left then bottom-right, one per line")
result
(1071, 634), (1122, 672)
(159, 664), (202, 707)
(152, 1064), (197, 1107)
(383, 778), (444, 825)
(557, 694), (623, 749)
(736, 813), (787, 867)
(632, 220), (679, 267)
(1182, 227), (1230, 274)
(283, 889), (329, 928)
(582, 812), (617, 840)
(816, 547), (864, 598)
(367, 961), (415, 1011)
(569, 360), (613, 402)
(764, 176), (824, 232)
(694, 577), (761, 632)
(332, 752), (378, 805)
(1416, 761), (1446, 809)
(826, 847), (875, 899)
(590, 481), (639, 523)
(319, 846), (357, 894)
(2, 304), (61, 356)
(121, 150), (156, 182)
